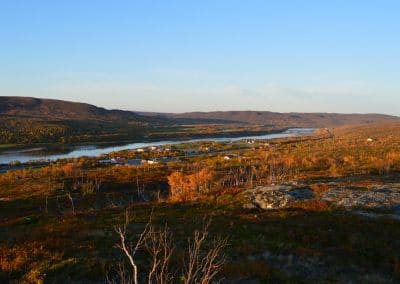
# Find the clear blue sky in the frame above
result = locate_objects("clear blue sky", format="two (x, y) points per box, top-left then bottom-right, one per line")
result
(1, 0), (399, 115)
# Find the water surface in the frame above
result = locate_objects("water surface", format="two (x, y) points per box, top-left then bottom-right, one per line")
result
(0, 128), (315, 164)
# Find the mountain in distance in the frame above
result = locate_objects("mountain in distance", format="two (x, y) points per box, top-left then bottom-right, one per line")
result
(1, 96), (399, 145)
(140, 110), (400, 128)
(0, 96), (160, 123)
(0, 97), (168, 145)
(1, 97), (399, 127)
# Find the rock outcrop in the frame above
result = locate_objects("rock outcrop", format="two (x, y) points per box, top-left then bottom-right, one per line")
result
(320, 186), (400, 210)
(243, 185), (314, 209)
(243, 183), (400, 213)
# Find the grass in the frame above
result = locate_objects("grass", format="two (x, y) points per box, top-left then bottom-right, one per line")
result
(1, 122), (400, 283)
(1, 200), (399, 282)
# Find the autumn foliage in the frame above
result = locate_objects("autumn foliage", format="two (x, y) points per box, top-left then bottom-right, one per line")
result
(168, 168), (215, 202)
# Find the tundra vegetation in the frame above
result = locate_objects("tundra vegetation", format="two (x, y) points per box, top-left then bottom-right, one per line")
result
(1, 122), (400, 283)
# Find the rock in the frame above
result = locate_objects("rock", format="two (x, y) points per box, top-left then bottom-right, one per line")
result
(243, 185), (314, 210)
(244, 182), (400, 212)
(288, 188), (314, 200)
(321, 186), (400, 209)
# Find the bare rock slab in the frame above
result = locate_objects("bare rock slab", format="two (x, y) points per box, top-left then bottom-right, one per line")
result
(243, 185), (314, 209)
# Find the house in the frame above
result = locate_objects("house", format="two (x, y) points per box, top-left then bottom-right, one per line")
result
(126, 159), (142, 166)
(160, 156), (177, 163)
(223, 154), (238, 160)
(150, 146), (157, 151)
(136, 148), (145, 152)
(147, 159), (159, 165)
(185, 150), (198, 156)
(100, 157), (125, 164)
(114, 157), (125, 164)
(367, 138), (374, 142)
(99, 158), (120, 164)
(141, 159), (159, 165)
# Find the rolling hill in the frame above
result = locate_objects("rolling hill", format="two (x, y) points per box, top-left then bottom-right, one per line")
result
(150, 111), (400, 128)
(1, 96), (399, 145)
(0, 97), (168, 145)
(0, 96), (159, 123)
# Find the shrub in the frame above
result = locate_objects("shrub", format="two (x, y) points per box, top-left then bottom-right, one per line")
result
(168, 168), (215, 202)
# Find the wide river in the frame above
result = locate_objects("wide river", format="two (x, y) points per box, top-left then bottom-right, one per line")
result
(0, 128), (315, 164)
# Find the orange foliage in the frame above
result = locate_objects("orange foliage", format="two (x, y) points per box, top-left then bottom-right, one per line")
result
(168, 168), (215, 202)
(61, 163), (80, 177)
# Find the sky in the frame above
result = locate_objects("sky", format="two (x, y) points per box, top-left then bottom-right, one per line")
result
(0, 0), (399, 115)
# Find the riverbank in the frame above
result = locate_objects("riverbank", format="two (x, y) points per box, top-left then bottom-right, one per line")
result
(0, 128), (315, 164)
(0, 127), (294, 154)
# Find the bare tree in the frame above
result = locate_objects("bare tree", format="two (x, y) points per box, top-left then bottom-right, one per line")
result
(136, 176), (148, 202)
(114, 210), (152, 284)
(111, 213), (227, 284)
(183, 218), (228, 284)
(66, 192), (75, 214)
(145, 224), (174, 284)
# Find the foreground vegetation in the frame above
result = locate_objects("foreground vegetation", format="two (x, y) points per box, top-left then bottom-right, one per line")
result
(1, 123), (400, 283)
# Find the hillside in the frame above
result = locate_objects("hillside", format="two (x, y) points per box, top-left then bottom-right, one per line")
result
(1, 97), (399, 145)
(0, 96), (156, 123)
(0, 97), (169, 145)
(155, 111), (400, 127)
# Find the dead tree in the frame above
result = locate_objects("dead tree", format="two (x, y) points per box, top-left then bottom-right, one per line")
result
(66, 193), (75, 214)
(145, 225), (174, 284)
(183, 219), (228, 284)
(112, 213), (227, 284)
(114, 210), (152, 284)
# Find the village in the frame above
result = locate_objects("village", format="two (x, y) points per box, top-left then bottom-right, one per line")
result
(97, 139), (271, 166)
(0, 139), (274, 173)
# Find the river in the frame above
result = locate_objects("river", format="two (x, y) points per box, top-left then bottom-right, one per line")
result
(0, 128), (315, 164)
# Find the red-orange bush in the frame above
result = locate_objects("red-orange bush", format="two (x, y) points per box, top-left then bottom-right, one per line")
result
(168, 168), (215, 202)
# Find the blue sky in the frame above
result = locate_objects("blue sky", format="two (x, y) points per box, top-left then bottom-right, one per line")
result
(0, 0), (399, 114)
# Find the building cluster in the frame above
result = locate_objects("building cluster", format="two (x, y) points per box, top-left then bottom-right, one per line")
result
(99, 156), (178, 166)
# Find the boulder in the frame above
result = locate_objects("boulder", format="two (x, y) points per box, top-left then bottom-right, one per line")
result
(244, 185), (314, 210)
(321, 186), (400, 209)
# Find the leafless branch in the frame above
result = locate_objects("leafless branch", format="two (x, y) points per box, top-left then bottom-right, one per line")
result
(145, 224), (174, 284)
(66, 192), (75, 214)
(183, 218), (227, 284)
(114, 210), (153, 284)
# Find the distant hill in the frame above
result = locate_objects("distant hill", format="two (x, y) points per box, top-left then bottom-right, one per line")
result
(1, 96), (398, 145)
(0, 97), (168, 145)
(0, 96), (160, 123)
(150, 111), (400, 128)
(3, 97), (397, 127)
